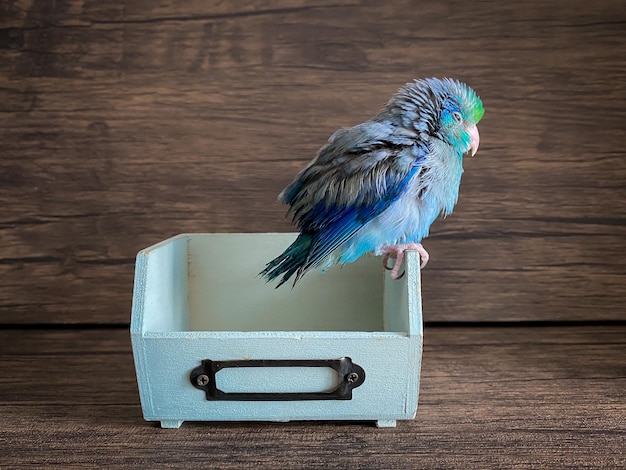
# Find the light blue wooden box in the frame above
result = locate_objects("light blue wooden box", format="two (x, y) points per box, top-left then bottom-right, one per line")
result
(130, 233), (423, 428)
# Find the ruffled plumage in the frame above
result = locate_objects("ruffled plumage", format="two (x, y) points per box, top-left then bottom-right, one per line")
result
(261, 78), (484, 287)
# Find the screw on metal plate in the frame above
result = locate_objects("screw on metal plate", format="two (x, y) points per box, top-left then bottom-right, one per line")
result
(346, 372), (359, 383)
(196, 374), (210, 386)
(190, 357), (366, 401)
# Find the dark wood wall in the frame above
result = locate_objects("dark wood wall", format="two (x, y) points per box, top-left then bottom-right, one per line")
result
(2, 0), (625, 325)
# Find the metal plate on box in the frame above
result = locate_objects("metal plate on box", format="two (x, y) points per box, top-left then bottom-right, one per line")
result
(190, 357), (366, 401)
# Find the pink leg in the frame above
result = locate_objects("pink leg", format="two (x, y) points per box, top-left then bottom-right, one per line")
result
(381, 243), (430, 279)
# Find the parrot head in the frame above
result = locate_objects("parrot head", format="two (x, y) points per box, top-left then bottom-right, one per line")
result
(385, 77), (484, 157)
(436, 78), (484, 157)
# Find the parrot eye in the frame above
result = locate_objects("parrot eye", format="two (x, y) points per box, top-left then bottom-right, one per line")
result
(452, 111), (463, 123)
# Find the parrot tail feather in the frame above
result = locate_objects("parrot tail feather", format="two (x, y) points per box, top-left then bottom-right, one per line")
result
(259, 233), (313, 288)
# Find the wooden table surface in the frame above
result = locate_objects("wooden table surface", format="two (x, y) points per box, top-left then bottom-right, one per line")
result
(1, 1), (625, 468)
(1, 325), (624, 468)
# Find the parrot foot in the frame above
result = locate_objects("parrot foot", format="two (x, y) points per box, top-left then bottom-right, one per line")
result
(381, 243), (429, 279)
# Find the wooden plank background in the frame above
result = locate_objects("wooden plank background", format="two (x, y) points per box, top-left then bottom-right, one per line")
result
(1, 0), (625, 324)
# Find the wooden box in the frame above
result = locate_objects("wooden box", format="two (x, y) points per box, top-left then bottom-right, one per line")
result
(130, 233), (423, 428)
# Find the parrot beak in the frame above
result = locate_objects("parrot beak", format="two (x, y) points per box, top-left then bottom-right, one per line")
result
(468, 124), (480, 157)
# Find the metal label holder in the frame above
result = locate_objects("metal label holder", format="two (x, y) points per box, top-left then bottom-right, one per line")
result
(190, 357), (366, 401)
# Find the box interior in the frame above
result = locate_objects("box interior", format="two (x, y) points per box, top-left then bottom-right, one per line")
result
(138, 233), (412, 333)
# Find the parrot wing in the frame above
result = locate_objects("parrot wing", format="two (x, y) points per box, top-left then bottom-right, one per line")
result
(280, 121), (427, 279)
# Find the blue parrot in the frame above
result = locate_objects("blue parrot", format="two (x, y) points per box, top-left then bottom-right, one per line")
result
(261, 77), (484, 287)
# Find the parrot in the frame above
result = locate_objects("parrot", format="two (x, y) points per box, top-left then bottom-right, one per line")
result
(260, 77), (484, 287)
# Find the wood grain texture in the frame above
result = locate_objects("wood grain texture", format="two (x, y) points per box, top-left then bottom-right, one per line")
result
(1, 0), (625, 323)
(0, 326), (624, 468)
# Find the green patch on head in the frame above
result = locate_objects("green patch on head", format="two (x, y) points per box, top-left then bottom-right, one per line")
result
(448, 78), (484, 124)
(462, 84), (484, 124)
(470, 97), (485, 123)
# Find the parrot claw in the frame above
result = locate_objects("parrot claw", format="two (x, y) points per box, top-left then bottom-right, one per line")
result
(382, 253), (405, 278)
(381, 243), (429, 279)
(382, 253), (392, 270)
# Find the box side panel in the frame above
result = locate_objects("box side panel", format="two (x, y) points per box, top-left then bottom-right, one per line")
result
(140, 235), (190, 333)
(130, 253), (149, 335)
(130, 251), (155, 417)
(403, 327), (422, 418)
(405, 251), (424, 337)
(131, 332), (154, 418)
(139, 335), (421, 423)
(383, 251), (423, 335)
(401, 251), (422, 416)
(131, 234), (191, 418)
